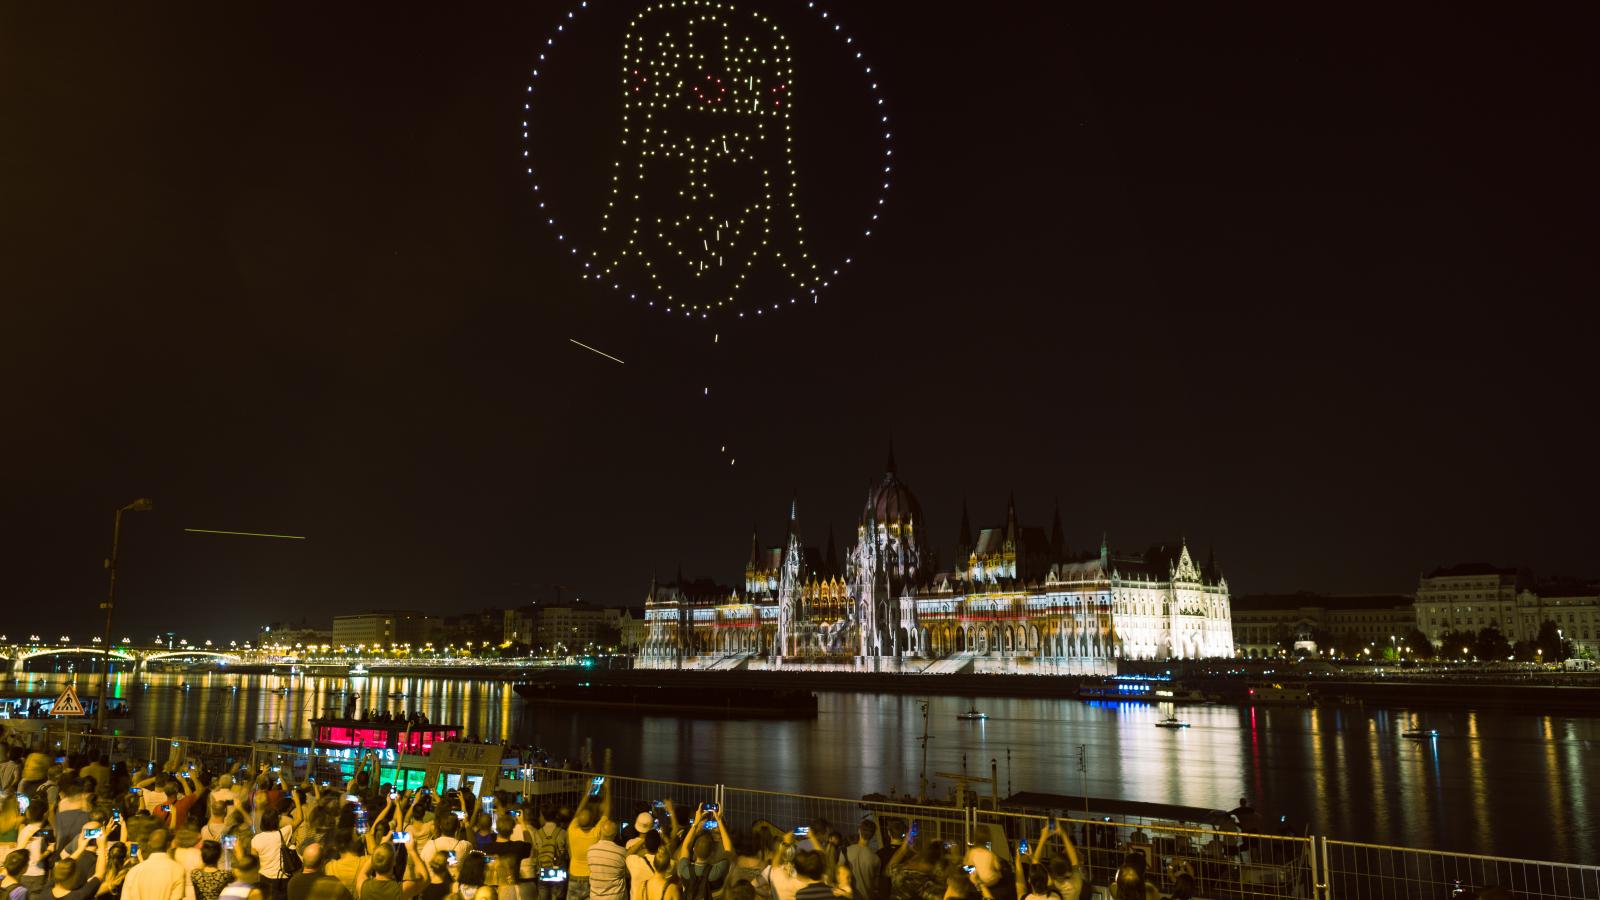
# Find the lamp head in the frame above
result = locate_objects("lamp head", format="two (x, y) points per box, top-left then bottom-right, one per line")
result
(124, 498), (154, 512)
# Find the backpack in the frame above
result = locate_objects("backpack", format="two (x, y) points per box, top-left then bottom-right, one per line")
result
(681, 863), (716, 900)
(531, 828), (568, 870)
(278, 828), (304, 876)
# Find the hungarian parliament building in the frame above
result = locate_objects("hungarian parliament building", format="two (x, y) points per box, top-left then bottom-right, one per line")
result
(640, 454), (1236, 672)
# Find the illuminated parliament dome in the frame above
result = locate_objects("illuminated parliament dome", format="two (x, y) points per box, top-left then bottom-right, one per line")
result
(641, 450), (1235, 672)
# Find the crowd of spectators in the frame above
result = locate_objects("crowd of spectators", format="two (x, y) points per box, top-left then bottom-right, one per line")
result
(0, 728), (1524, 900)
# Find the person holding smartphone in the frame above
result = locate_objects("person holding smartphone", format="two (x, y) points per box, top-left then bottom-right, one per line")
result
(673, 806), (730, 900)
(565, 775), (610, 900)
(884, 830), (941, 900)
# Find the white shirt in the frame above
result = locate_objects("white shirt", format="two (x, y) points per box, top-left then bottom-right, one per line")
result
(17, 823), (45, 877)
(624, 841), (653, 900)
(766, 864), (804, 900)
(140, 789), (170, 815)
(419, 836), (469, 867)
(252, 827), (294, 879)
(122, 851), (189, 900)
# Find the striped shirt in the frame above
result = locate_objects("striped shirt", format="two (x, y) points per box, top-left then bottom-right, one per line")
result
(586, 841), (628, 900)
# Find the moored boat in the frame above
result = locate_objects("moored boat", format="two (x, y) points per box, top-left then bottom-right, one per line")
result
(514, 679), (817, 718)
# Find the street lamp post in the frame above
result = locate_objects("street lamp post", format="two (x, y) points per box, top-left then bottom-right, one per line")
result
(97, 498), (153, 729)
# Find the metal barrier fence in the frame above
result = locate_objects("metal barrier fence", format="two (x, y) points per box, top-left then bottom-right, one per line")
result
(722, 786), (970, 852)
(525, 766), (721, 824)
(20, 727), (263, 780)
(975, 809), (1317, 900)
(523, 767), (970, 857)
(1323, 840), (1600, 900)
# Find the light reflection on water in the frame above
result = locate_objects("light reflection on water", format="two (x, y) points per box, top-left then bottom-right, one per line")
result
(7, 671), (1594, 864)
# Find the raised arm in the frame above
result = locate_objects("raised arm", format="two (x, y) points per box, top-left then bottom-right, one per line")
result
(1052, 822), (1081, 869)
(1030, 823), (1049, 866)
(1012, 844), (1026, 898)
(287, 786), (305, 829)
(712, 809), (731, 854)
(678, 806), (706, 860)
(885, 832), (913, 874)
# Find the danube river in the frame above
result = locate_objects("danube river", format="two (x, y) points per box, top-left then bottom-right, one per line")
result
(7, 671), (1595, 864)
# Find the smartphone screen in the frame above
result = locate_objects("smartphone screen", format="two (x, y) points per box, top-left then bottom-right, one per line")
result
(703, 820), (719, 830)
(224, 836), (237, 850)
(908, 821), (919, 840)
(1018, 840), (1030, 855)
(129, 843), (140, 857)
(793, 826), (809, 837)
(588, 776), (604, 798)
(962, 866), (976, 874)
(16, 795), (28, 813)
(447, 852), (458, 866)
(395, 831), (412, 844)
(85, 828), (103, 841)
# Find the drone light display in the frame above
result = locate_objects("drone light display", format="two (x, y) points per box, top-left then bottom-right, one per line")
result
(522, 0), (890, 321)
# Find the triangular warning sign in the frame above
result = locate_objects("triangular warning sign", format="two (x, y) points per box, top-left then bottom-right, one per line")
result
(51, 685), (85, 717)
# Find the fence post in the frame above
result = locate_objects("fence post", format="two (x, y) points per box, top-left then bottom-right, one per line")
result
(1307, 834), (1321, 900)
(1319, 836), (1332, 900)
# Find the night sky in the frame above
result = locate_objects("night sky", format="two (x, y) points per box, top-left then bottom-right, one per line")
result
(4, 3), (1595, 639)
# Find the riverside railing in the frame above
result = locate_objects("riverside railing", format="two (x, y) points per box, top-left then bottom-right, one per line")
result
(15, 731), (1598, 900)
(1322, 839), (1600, 900)
(974, 808), (1315, 900)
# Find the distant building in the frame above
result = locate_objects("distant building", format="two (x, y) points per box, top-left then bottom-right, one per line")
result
(534, 602), (618, 654)
(331, 611), (434, 648)
(1231, 593), (1415, 658)
(615, 608), (648, 653)
(1516, 579), (1600, 656)
(257, 622), (331, 650)
(434, 609), (504, 648)
(503, 608), (535, 646)
(1414, 564), (1530, 645)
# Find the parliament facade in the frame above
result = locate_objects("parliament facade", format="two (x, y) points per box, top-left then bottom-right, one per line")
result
(640, 454), (1235, 672)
